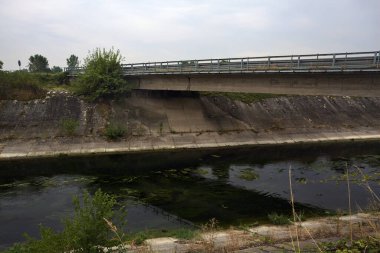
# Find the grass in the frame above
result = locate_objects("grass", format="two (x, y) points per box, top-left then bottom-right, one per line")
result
(60, 118), (79, 136)
(0, 71), (70, 100)
(200, 91), (283, 104)
(267, 212), (291, 225)
(105, 123), (127, 140)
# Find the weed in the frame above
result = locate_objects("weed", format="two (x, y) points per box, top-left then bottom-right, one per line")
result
(3, 189), (125, 253)
(320, 237), (380, 252)
(159, 122), (163, 135)
(105, 123), (127, 140)
(200, 91), (283, 104)
(267, 213), (291, 225)
(60, 118), (79, 136)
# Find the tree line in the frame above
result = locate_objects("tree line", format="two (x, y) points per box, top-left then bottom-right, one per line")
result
(1, 48), (132, 101)
(0, 54), (79, 72)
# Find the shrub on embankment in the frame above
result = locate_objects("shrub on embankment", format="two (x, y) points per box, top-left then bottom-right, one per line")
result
(73, 48), (133, 101)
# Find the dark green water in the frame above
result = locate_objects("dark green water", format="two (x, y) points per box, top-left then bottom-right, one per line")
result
(1, 142), (380, 250)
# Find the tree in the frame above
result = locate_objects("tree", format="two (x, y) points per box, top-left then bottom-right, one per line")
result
(0, 60), (3, 70)
(51, 66), (63, 73)
(28, 54), (49, 72)
(66, 54), (79, 69)
(74, 48), (130, 100)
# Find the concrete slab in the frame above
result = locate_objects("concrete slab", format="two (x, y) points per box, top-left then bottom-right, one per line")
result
(0, 142), (33, 158)
(105, 141), (129, 153)
(261, 134), (289, 145)
(151, 136), (176, 150)
(129, 138), (153, 151)
(145, 237), (178, 253)
(194, 132), (219, 148)
(172, 134), (197, 148)
(80, 142), (106, 153)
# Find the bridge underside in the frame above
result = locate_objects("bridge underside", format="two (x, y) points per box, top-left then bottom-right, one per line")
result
(126, 72), (380, 97)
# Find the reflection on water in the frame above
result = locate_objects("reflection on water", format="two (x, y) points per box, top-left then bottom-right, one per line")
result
(0, 142), (380, 249)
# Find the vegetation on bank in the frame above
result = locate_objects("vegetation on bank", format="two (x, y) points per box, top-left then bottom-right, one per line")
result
(3, 189), (125, 253)
(72, 48), (132, 101)
(200, 91), (283, 104)
(0, 71), (69, 100)
(0, 48), (133, 101)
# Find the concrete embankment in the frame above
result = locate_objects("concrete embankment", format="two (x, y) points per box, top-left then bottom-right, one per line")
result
(1, 90), (380, 160)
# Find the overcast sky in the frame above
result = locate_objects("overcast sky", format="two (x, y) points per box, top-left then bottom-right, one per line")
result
(1, 0), (379, 70)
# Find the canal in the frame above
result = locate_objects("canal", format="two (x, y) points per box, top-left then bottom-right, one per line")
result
(0, 142), (380, 250)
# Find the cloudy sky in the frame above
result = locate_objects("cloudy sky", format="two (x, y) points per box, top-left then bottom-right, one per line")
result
(1, 0), (379, 70)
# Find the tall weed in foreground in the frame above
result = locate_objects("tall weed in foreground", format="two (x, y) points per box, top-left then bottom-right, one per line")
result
(4, 189), (125, 253)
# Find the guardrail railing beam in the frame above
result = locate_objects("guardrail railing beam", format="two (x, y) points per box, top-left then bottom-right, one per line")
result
(66, 51), (380, 76)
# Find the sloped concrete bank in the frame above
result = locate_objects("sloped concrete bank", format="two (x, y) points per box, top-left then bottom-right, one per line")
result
(97, 213), (380, 252)
(1, 90), (380, 160)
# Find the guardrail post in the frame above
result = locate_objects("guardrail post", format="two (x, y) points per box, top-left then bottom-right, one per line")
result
(377, 51), (380, 68)
(290, 55), (293, 70)
(240, 59), (243, 71)
(374, 52), (378, 65)
(246, 58), (249, 71)
(332, 54), (336, 67)
(297, 56), (300, 69)
(316, 54), (319, 69)
(344, 53), (347, 69)
(267, 57), (271, 69)
(228, 59), (231, 72)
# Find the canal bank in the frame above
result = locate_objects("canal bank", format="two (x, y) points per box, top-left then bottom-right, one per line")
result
(1, 90), (380, 160)
(1, 129), (380, 160)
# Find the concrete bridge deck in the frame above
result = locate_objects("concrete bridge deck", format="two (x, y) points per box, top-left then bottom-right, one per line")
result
(66, 51), (380, 96)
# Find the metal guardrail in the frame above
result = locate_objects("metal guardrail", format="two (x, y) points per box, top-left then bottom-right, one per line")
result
(65, 51), (380, 76)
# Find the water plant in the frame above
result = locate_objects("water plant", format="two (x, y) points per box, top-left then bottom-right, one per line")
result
(238, 168), (259, 181)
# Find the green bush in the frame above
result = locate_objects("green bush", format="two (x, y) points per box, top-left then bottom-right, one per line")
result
(320, 237), (380, 252)
(74, 48), (131, 101)
(105, 123), (126, 140)
(4, 189), (123, 253)
(60, 118), (79, 135)
(267, 212), (291, 225)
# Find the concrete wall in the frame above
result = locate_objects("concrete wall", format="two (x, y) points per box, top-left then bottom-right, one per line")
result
(127, 72), (380, 97)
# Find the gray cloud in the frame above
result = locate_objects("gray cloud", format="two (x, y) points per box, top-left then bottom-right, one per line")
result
(0, 0), (379, 70)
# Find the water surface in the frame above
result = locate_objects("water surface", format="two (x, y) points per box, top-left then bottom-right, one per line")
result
(1, 142), (380, 250)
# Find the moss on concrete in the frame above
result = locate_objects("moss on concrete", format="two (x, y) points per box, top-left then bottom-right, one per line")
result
(200, 91), (284, 104)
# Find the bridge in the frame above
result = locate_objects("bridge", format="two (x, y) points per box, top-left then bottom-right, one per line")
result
(66, 51), (380, 96)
